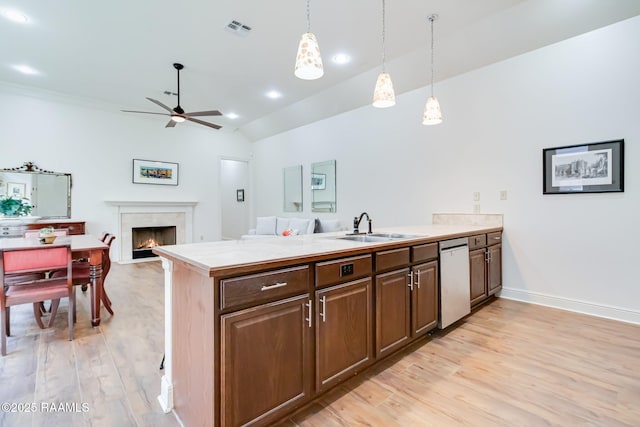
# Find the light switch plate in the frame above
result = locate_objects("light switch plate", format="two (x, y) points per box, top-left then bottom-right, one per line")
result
(473, 192), (480, 201)
(500, 190), (507, 200)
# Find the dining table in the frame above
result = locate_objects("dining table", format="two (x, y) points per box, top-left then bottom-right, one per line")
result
(0, 234), (109, 326)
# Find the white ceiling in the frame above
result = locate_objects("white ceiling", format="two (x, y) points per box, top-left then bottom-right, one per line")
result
(1, 0), (639, 140)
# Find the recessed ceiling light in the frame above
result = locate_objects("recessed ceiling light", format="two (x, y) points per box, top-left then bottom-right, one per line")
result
(12, 64), (40, 75)
(265, 90), (282, 99)
(1, 8), (29, 23)
(225, 112), (239, 119)
(332, 53), (351, 65)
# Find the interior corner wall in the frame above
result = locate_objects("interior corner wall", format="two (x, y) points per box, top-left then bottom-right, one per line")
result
(252, 16), (640, 323)
(0, 86), (252, 259)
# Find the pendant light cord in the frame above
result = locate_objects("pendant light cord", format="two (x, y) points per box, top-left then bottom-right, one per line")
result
(306, 0), (311, 33)
(381, 0), (387, 72)
(429, 15), (435, 97)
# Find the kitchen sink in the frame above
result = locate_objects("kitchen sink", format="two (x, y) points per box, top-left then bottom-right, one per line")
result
(335, 233), (423, 243)
(336, 234), (394, 243)
(368, 233), (422, 239)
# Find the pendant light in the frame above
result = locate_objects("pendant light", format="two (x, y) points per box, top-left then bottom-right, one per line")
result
(294, 0), (324, 80)
(372, 0), (395, 108)
(422, 14), (442, 125)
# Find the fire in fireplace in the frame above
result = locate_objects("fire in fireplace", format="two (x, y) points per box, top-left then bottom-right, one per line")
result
(132, 226), (177, 259)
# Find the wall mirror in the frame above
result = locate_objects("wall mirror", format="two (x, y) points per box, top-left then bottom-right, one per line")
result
(0, 162), (71, 218)
(283, 165), (303, 212)
(311, 160), (336, 213)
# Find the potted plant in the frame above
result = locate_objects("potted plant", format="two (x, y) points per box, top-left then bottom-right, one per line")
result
(0, 195), (33, 217)
(38, 226), (57, 244)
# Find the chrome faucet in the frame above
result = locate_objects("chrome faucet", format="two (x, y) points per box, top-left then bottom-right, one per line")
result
(353, 212), (372, 234)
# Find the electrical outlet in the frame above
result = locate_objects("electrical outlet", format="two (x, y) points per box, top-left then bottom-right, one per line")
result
(340, 263), (354, 277)
(474, 204), (481, 213)
(500, 190), (507, 200)
(473, 192), (480, 201)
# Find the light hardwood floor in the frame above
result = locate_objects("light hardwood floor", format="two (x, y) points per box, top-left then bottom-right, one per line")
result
(1, 262), (639, 426)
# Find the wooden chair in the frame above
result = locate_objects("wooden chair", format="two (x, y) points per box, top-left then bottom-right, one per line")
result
(0, 244), (74, 356)
(65, 233), (116, 317)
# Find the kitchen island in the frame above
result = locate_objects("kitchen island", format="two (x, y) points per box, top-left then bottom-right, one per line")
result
(154, 217), (503, 427)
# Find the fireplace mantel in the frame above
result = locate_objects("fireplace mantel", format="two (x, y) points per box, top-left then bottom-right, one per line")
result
(105, 201), (197, 263)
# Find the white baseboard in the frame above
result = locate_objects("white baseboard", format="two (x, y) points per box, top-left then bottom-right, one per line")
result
(499, 287), (640, 325)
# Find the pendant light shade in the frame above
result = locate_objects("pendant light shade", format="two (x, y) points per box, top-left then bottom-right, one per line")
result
(422, 96), (442, 125)
(373, 72), (396, 108)
(423, 14), (442, 125)
(295, 0), (323, 80)
(295, 32), (324, 80)
(372, 0), (395, 108)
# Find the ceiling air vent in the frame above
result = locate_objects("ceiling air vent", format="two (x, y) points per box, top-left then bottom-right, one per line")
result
(225, 20), (252, 37)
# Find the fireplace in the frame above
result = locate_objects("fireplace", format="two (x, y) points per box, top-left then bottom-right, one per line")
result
(132, 226), (177, 259)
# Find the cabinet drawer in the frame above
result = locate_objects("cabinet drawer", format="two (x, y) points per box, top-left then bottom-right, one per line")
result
(468, 234), (487, 250)
(376, 247), (410, 272)
(487, 231), (502, 246)
(411, 243), (437, 263)
(220, 265), (309, 311)
(316, 255), (371, 289)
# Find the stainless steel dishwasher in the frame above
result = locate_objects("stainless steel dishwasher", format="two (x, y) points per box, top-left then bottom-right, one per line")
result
(438, 237), (471, 329)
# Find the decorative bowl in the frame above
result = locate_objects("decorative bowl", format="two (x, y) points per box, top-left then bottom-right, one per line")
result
(40, 235), (57, 244)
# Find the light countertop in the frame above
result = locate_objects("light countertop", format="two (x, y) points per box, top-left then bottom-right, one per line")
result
(153, 224), (502, 276)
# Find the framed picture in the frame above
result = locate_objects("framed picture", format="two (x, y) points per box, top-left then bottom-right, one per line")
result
(132, 159), (179, 186)
(311, 173), (326, 190)
(236, 189), (245, 202)
(7, 182), (26, 198)
(543, 139), (624, 194)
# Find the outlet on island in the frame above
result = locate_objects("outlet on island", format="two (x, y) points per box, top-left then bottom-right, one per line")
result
(340, 263), (354, 277)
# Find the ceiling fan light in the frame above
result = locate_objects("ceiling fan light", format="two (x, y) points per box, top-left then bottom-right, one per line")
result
(372, 72), (396, 108)
(422, 96), (443, 125)
(294, 32), (324, 80)
(171, 115), (186, 123)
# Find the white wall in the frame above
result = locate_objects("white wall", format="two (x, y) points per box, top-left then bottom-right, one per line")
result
(252, 17), (640, 323)
(0, 84), (252, 246)
(220, 158), (250, 239)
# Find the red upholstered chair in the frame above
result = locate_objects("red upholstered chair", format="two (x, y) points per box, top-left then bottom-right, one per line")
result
(1, 244), (74, 356)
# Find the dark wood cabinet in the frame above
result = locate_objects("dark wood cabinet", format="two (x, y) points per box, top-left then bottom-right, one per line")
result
(468, 233), (502, 307)
(220, 294), (312, 427)
(376, 268), (411, 357)
(469, 248), (487, 305)
(488, 243), (502, 295)
(315, 278), (373, 392)
(26, 220), (85, 235)
(411, 261), (438, 337)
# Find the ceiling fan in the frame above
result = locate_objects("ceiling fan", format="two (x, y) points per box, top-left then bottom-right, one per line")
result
(122, 63), (222, 129)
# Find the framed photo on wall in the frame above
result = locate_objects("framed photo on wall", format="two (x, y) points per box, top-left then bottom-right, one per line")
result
(236, 189), (245, 202)
(7, 182), (26, 198)
(132, 159), (179, 186)
(543, 139), (624, 194)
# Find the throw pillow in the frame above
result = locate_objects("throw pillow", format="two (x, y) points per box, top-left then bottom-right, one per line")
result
(255, 216), (277, 235)
(289, 218), (311, 235)
(276, 217), (290, 235)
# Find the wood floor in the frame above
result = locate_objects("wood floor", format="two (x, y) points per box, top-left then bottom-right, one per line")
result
(1, 262), (639, 427)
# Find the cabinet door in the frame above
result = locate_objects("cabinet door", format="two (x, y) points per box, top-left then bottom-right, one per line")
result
(316, 278), (372, 392)
(487, 243), (502, 295)
(221, 294), (312, 427)
(412, 261), (438, 337)
(376, 268), (410, 357)
(469, 248), (487, 306)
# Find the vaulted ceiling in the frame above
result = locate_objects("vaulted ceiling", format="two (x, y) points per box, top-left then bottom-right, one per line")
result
(1, 0), (639, 140)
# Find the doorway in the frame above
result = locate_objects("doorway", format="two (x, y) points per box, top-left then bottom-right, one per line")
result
(220, 158), (250, 240)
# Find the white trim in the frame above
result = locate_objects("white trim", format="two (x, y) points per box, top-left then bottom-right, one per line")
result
(499, 287), (640, 325)
(158, 257), (174, 413)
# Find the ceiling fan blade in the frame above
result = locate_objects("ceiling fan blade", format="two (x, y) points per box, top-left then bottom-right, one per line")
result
(165, 120), (177, 128)
(146, 97), (173, 112)
(187, 117), (222, 129)
(185, 110), (222, 117)
(121, 110), (169, 116)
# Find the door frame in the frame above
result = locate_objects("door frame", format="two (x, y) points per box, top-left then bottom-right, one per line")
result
(219, 156), (252, 240)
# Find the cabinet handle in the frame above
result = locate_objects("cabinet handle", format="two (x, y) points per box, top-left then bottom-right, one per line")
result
(305, 299), (312, 328)
(415, 270), (421, 289)
(260, 282), (287, 291)
(407, 271), (414, 291)
(493, 236), (501, 240)
(320, 296), (327, 323)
